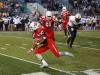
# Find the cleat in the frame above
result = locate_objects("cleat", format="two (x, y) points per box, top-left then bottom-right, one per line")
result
(65, 51), (74, 57)
(40, 64), (48, 68)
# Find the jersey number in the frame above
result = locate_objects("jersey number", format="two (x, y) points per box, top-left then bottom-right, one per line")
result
(46, 22), (51, 27)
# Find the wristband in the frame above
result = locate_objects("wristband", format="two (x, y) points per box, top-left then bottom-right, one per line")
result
(31, 48), (33, 51)
(37, 43), (39, 45)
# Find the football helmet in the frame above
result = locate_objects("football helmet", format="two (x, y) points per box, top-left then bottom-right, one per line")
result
(75, 13), (81, 22)
(62, 7), (67, 12)
(46, 11), (52, 20)
(29, 22), (40, 32)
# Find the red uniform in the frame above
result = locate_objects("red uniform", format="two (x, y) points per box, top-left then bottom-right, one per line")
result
(40, 15), (56, 40)
(60, 11), (70, 30)
(32, 27), (60, 57)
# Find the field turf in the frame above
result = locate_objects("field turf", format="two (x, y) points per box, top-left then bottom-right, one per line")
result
(0, 30), (100, 75)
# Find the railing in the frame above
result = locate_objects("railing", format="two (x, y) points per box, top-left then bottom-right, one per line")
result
(27, 3), (46, 15)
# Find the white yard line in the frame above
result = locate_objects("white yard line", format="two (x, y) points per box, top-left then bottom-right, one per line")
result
(0, 35), (100, 51)
(1, 48), (6, 50)
(0, 53), (100, 75)
(5, 44), (10, 46)
(0, 53), (75, 75)
(22, 43), (27, 45)
(56, 42), (100, 50)
(79, 35), (100, 39)
(20, 47), (26, 49)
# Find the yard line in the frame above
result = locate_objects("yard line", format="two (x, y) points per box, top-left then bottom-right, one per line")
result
(79, 35), (100, 38)
(0, 53), (75, 75)
(20, 47), (26, 49)
(5, 44), (10, 46)
(22, 43), (27, 45)
(1, 48), (6, 50)
(0, 35), (100, 50)
(56, 42), (100, 50)
(55, 42), (100, 50)
(1, 53), (100, 75)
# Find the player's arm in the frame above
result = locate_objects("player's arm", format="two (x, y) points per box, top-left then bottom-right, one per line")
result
(76, 24), (82, 29)
(55, 18), (60, 25)
(27, 38), (37, 55)
(38, 30), (47, 45)
(39, 16), (45, 24)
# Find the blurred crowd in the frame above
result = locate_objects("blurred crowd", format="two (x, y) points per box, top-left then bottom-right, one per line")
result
(0, 0), (100, 31)
(68, 0), (100, 16)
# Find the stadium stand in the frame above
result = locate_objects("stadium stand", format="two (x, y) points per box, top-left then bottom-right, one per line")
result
(0, 0), (100, 31)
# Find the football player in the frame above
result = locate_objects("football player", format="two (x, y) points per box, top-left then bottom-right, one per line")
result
(39, 11), (59, 40)
(60, 6), (71, 37)
(27, 21), (74, 68)
(66, 13), (82, 48)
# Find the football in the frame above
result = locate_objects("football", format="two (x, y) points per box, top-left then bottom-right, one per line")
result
(34, 37), (43, 43)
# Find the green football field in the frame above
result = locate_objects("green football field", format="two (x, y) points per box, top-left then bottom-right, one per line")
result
(0, 30), (100, 75)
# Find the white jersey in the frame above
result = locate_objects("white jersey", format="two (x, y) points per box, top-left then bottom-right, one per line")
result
(92, 17), (97, 23)
(68, 16), (82, 27)
(81, 17), (86, 23)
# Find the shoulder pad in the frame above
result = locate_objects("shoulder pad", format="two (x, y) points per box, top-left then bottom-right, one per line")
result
(41, 16), (46, 20)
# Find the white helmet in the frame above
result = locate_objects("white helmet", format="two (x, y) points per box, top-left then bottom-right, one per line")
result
(46, 11), (52, 20)
(29, 21), (40, 32)
(62, 7), (67, 12)
(75, 13), (81, 22)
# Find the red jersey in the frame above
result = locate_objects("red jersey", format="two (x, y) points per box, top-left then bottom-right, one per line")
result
(60, 11), (70, 23)
(32, 27), (51, 39)
(40, 15), (56, 31)
(40, 15), (56, 39)
(33, 27), (60, 57)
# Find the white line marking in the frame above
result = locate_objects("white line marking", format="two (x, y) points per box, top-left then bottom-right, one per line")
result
(83, 69), (100, 75)
(22, 43), (27, 45)
(79, 35), (100, 38)
(5, 44), (10, 46)
(20, 47), (26, 49)
(0, 53), (100, 75)
(87, 41), (93, 43)
(22, 72), (50, 75)
(90, 45), (97, 46)
(0, 53), (41, 65)
(1, 48), (6, 50)
(0, 53), (75, 75)
(0, 35), (100, 50)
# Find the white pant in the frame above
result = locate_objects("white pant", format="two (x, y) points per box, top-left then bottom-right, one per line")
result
(25, 23), (29, 31)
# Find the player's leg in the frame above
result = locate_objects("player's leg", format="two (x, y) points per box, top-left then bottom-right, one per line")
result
(66, 26), (73, 47)
(36, 54), (48, 68)
(69, 29), (77, 48)
(48, 39), (74, 57)
(63, 23), (67, 37)
(34, 44), (49, 68)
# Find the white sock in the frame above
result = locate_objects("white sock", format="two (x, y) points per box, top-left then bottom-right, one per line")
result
(36, 54), (43, 60)
(36, 54), (48, 66)
(41, 59), (48, 66)
(59, 52), (69, 56)
(59, 52), (65, 56)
